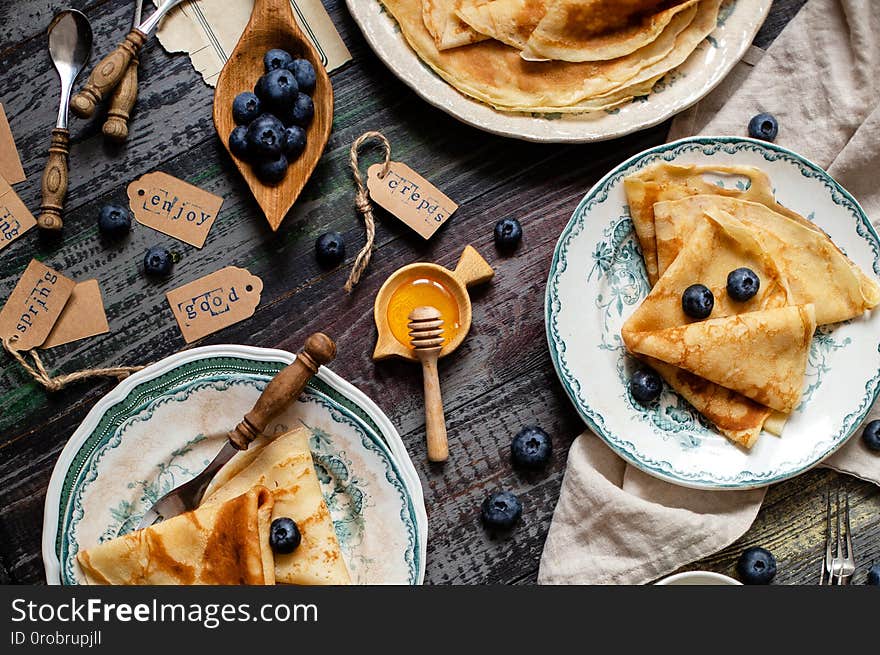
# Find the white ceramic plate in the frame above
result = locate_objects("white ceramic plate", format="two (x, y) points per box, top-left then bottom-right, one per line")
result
(346, 0), (770, 143)
(42, 345), (428, 585)
(546, 136), (880, 489)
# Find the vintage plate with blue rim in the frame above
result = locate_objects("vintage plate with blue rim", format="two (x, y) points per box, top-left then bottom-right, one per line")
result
(42, 345), (427, 585)
(546, 136), (880, 489)
(347, 0), (770, 143)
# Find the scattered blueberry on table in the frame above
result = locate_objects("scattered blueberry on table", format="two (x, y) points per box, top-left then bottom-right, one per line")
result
(511, 426), (552, 469)
(143, 246), (173, 278)
(867, 563), (880, 585)
(682, 283), (714, 319)
(494, 217), (522, 251)
(748, 113), (779, 142)
(228, 48), (318, 184)
(862, 419), (880, 452)
(481, 491), (522, 530)
(97, 203), (132, 239)
(727, 267), (760, 302)
(269, 517), (302, 554)
(630, 368), (662, 404)
(315, 231), (346, 267)
(736, 546), (777, 584)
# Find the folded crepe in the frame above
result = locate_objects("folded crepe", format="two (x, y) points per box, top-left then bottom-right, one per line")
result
(521, 0), (699, 62)
(622, 211), (793, 447)
(77, 486), (275, 585)
(652, 198), (880, 325)
(202, 427), (351, 585)
(456, 0), (549, 51)
(423, 0), (491, 50)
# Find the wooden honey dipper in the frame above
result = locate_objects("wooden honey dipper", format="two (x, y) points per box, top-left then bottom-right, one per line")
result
(408, 306), (449, 463)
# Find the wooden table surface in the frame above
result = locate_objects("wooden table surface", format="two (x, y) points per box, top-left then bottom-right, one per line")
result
(1, 0), (877, 586)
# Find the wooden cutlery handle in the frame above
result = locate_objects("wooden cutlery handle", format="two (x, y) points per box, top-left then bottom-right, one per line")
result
(37, 128), (70, 231)
(228, 333), (337, 450)
(420, 354), (449, 462)
(102, 57), (139, 141)
(71, 29), (146, 119)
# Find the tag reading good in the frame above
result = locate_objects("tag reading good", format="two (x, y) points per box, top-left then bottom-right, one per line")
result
(0, 175), (37, 252)
(366, 161), (457, 239)
(0, 103), (26, 185)
(127, 171), (224, 248)
(166, 266), (262, 343)
(41, 279), (110, 349)
(0, 260), (75, 351)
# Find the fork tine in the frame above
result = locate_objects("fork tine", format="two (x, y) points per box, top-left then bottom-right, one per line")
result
(843, 490), (855, 585)
(821, 490), (832, 585)
(835, 487), (843, 584)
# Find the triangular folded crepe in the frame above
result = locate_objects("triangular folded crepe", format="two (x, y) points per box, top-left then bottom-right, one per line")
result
(77, 486), (275, 585)
(422, 0), (490, 50)
(456, 0), (548, 51)
(652, 197), (880, 325)
(627, 305), (817, 414)
(521, 0), (699, 62)
(202, 428), (351, 585)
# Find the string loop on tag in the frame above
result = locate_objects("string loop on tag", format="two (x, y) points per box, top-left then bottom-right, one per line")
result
(1, 335), (143, 392)
(346, 131), (392, 293)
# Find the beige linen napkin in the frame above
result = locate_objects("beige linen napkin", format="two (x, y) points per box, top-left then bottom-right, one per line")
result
(539, 0), (880, 585)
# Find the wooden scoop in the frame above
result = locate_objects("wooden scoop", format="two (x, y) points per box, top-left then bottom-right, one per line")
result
(213, 0), (334, 231)
(408, 306), (449, 463)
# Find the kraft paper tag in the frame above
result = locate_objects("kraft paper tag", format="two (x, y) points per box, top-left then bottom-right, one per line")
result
(367, 162), (457, 239)
(0, 175), (36, 252)
(166, 266), (262, 343)
(0, 104), (26, 185)
(0, 260), (75, 351)
(41, 279), (110, 349)
(127, 171), (223, 248)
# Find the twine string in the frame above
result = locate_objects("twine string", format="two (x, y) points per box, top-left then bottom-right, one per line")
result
(346, 131), (392, 292)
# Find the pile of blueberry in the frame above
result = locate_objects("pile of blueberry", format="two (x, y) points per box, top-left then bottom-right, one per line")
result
(228, 49), (317, 185)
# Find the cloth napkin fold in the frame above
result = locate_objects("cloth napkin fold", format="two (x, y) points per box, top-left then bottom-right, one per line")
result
(539, 0), (880, 585)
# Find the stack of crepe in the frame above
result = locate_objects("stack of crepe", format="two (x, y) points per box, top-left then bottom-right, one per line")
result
(381, 0), (722, 113)
(620, 163), (880, 449)
(77, 427), (351, 585)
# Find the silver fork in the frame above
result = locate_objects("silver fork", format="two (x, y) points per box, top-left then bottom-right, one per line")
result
(820, 487), (856, 585)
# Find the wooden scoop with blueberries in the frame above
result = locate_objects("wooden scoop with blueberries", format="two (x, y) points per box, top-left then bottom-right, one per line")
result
(213, 0), (333, 231)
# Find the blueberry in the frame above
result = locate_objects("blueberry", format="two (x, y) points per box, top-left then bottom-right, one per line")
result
(494, 217), (522, 250)
(282, 125), (307, 158)
(253, 153), (288, 185)
(511, 426), (552, 469)
(264, 48), (294, 72)
(682, 284), (714, 319)
(727, 267), (760, 302)
(862, 419), (880, 452)
(748, 113), (779, 142)
(282, 92), (313, 128)
(867, 564), (880, 585)
(245, 114), (285, 158)
(289, 58), (317, 93)
(315, 231), (345, 267)
(480, 491), (522, 530)
(260, 68), (298, 109)
(143, 246), (173, 277)
(229, 125), (250, 160)
(231, 91), (261, 125)
(97, 203), (131, 238)
(630, 368), (662, 404)
(269, 517), (301, 554)
(736, 546), (777, 584)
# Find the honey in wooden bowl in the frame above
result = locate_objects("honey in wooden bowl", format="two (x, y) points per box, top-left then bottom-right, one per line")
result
(387, 275), (462, 349)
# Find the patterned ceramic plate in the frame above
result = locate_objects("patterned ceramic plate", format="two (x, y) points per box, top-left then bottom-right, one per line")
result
(346, 0), (769, 143)
(546, 136), (880, 489)
(42, 345), (427, 584)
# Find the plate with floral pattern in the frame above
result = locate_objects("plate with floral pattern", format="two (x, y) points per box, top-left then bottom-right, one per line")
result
(545, 136), (880, 489)
(347, 0), (769, 143)
(43, 345), (427, 584)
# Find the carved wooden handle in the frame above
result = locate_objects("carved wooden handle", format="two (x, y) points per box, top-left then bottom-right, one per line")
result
(419, 353), (449, 462)
(228, 333), (337, 450)
(102, 57), (139, 141)
(71, 29), (146, 119)
(37, 128), (70, 231)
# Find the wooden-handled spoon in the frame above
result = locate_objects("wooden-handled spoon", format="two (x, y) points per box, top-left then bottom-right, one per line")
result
(409, 306), (449, 463)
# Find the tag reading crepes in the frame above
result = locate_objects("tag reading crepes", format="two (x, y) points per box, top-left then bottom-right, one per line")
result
(0, 175), (37, 252)
(128, 171), (224, 248)
(0, 103), (26, 185)
(166, 266), (262, 343)
(41, 279), (110, 349)
(366, 161), (457, 239)
(0, 260), (75, 351)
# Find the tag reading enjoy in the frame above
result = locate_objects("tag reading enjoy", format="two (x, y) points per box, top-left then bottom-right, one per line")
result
(128, 171), (224, 248)
(166, 266), (262, 343)
(367, 161), (457, 239)
(0, 260), (75, 351)
(42, 279), (110, 349)
(0, 175), (37, 252)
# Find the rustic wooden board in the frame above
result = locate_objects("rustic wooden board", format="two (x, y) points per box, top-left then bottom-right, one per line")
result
(2, 0), (875, 586)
